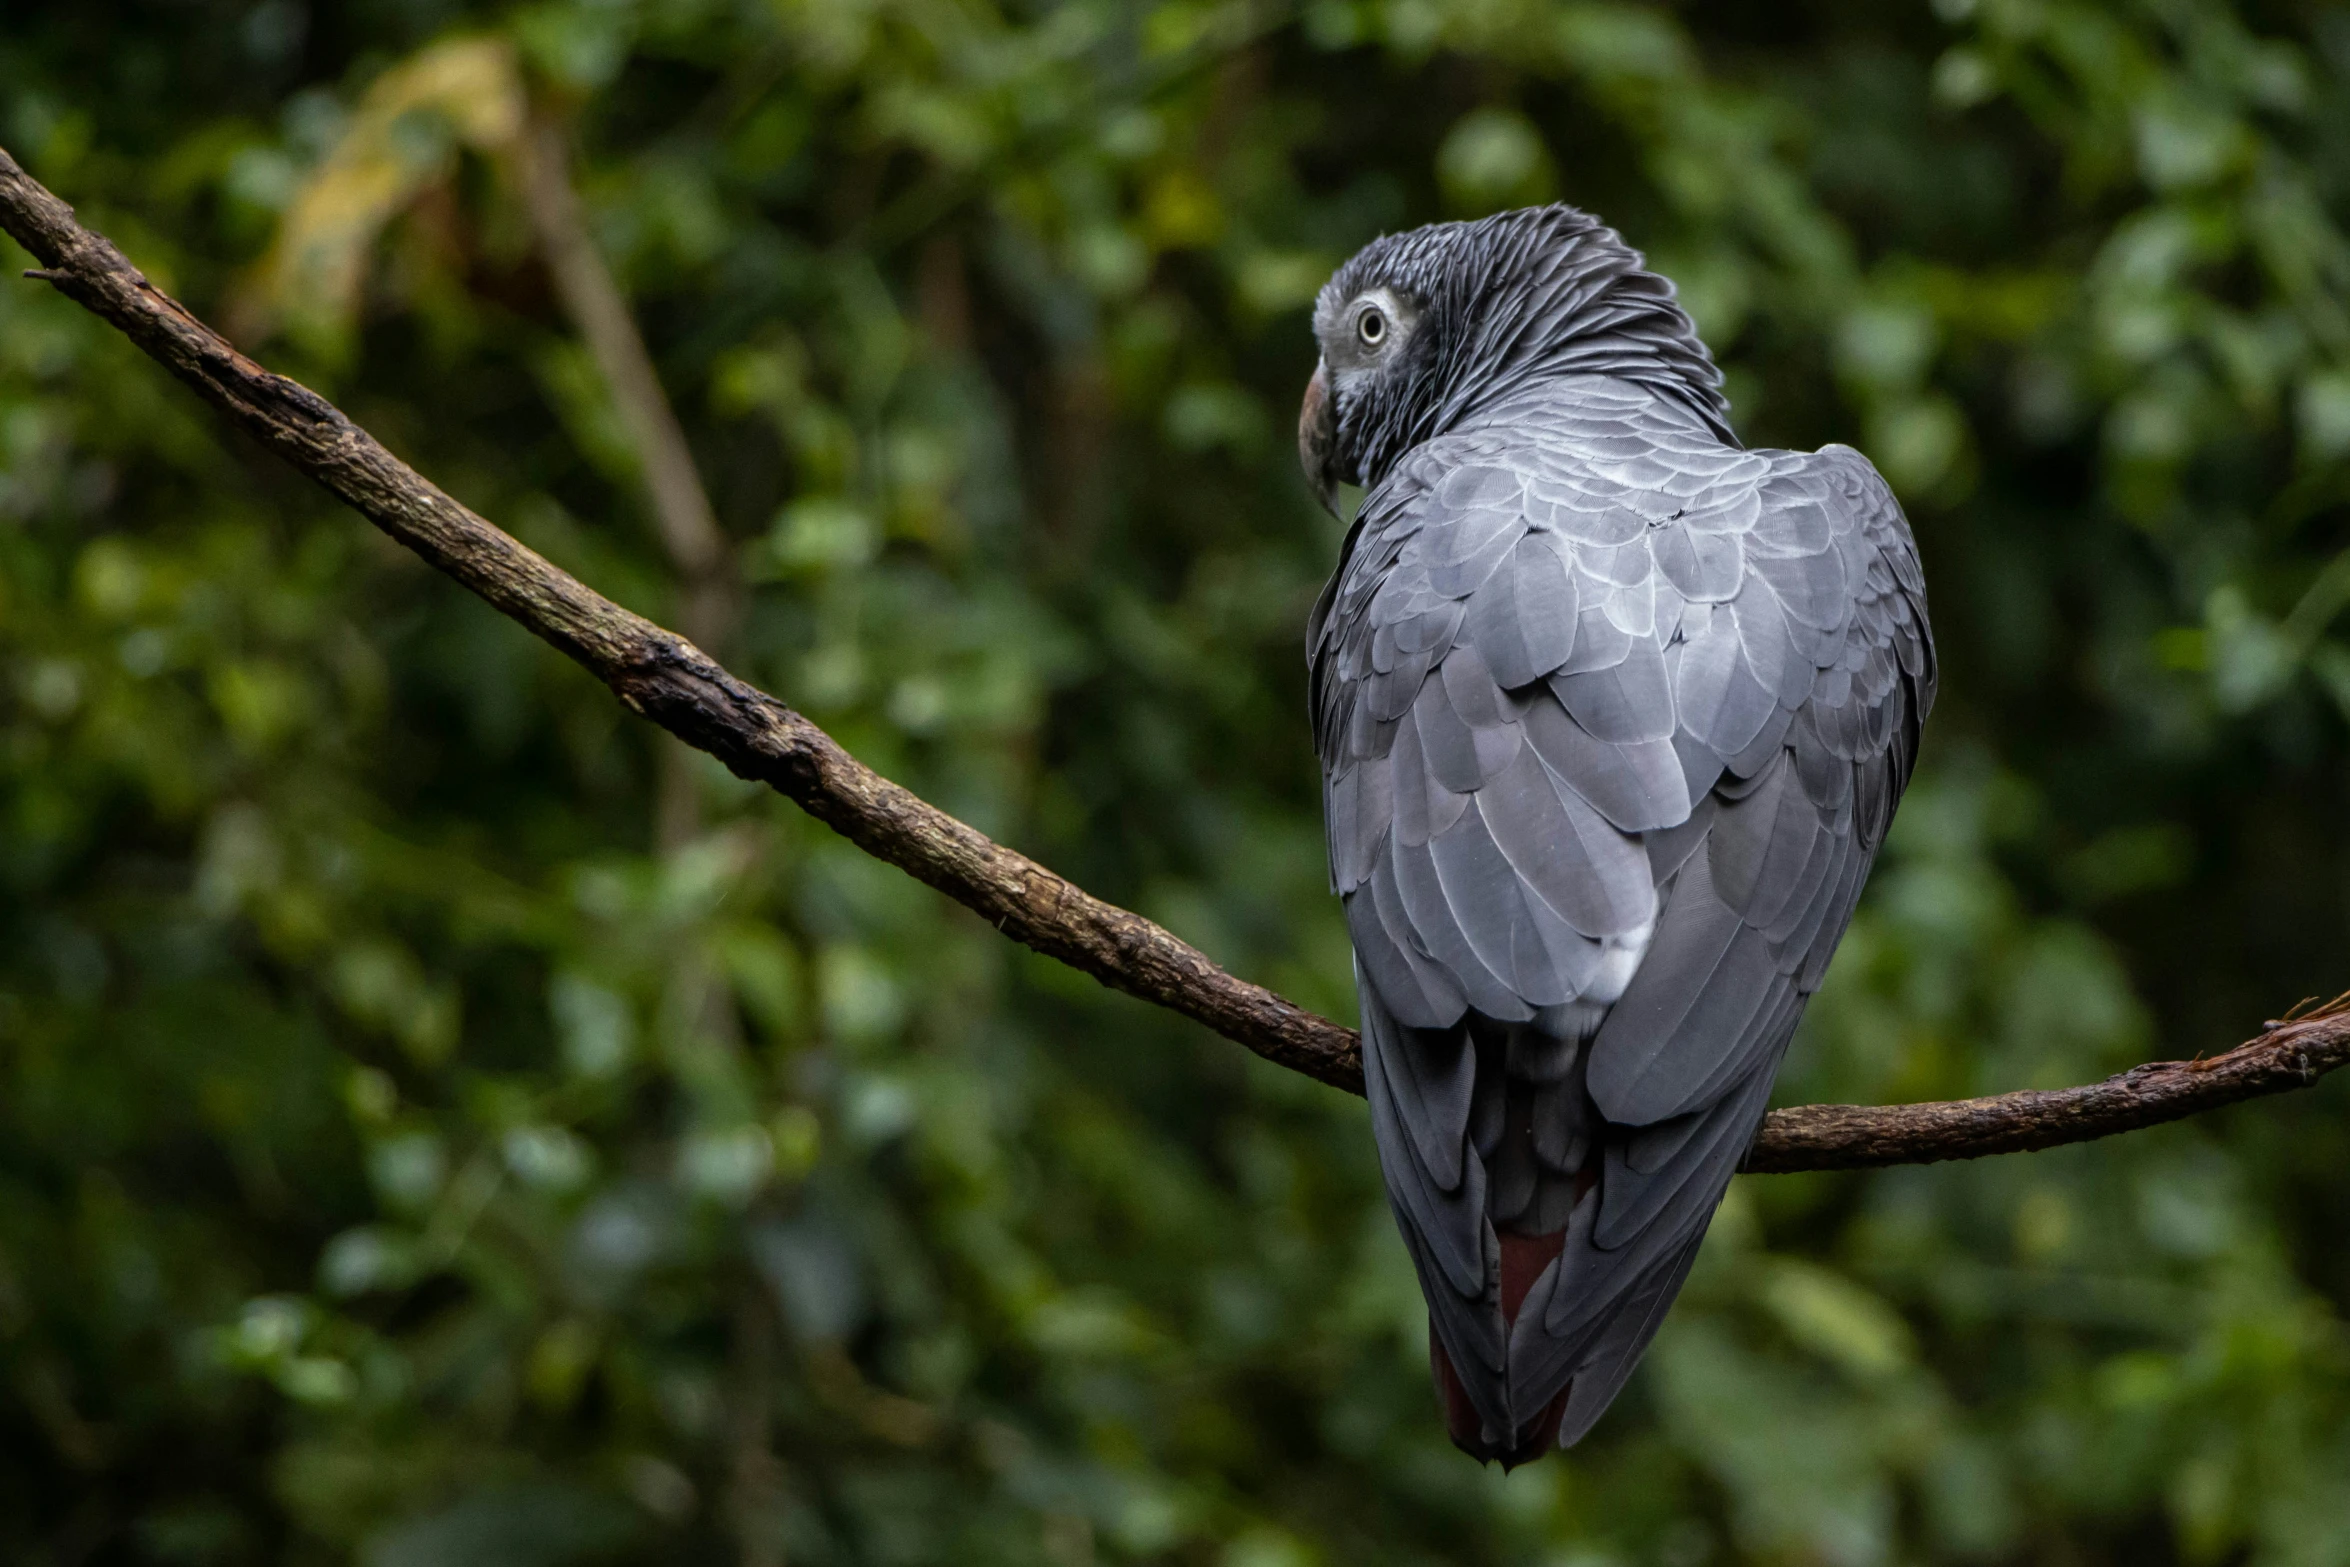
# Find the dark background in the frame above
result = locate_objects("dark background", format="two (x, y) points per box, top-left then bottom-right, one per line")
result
(4, 0), (2350, 1562)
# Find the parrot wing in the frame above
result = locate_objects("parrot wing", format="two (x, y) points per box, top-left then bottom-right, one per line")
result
(1311, 405), (1934, 1452)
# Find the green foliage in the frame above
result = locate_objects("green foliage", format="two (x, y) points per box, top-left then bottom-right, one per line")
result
(5, 0), (2350, 1562)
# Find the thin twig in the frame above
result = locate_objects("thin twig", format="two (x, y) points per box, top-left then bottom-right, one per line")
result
(516, 116), (737, 655)
(2, 142), (2344, 1171)
(517, 112), (743, 859)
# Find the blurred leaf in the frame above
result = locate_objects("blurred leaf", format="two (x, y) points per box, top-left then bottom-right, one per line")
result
(10, 1), (2350, 1562)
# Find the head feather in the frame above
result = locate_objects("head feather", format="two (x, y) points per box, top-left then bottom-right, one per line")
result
(1313, 206), (1734, 488)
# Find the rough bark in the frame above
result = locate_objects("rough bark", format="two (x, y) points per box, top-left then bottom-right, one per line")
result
(4, 143), (2343, 1172)
(1740, 995), (2350, 1172)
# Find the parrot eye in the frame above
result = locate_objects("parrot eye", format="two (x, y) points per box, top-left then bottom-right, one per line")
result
(1357, 307), (1387, 347)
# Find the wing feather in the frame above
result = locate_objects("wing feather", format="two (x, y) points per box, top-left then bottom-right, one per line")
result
(1521, 699), (1691, 832)
(1393, 833), (1532, 1022)
(1465, 532), (1580, 687)
(1354, 855), (1467, 1027)
(1551, 640), (1673, 741)
(1360, 997), (1506, 1427)
(1475, 742), (1656, 939)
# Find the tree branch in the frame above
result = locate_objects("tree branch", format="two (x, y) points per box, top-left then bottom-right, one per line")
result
(0, 143), (1360, 1097)
(1741, 996), (2350, 1172)
(3, 143), (2342, 1172)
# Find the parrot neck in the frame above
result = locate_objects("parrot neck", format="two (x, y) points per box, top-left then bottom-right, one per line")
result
(1435, 264), (1737, 451)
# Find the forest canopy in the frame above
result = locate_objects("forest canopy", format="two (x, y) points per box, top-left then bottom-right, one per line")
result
(5, 2), (2350, 1564)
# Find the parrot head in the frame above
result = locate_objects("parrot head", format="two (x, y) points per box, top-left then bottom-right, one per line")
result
(1297, 205), (1733, 517)
(1297, 279), (1426, 517)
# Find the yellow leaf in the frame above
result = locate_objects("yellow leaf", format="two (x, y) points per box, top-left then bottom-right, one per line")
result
(244, 36), (525, 342)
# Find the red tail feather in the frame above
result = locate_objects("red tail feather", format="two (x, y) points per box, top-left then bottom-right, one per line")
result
(1432, 1227), (1570, 1467)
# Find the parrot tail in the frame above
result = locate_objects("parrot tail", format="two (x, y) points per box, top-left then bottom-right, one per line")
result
(1432, 1227), (1570, 1467)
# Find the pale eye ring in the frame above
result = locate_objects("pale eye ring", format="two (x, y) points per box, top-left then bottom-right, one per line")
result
(1357, 307), (1387, 346)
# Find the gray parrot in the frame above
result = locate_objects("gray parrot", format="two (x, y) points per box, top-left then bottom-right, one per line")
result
(1298, 206), (1935, 1465)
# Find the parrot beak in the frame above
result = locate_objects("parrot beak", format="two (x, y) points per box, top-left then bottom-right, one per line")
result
(1298, 357), (1341, 518)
